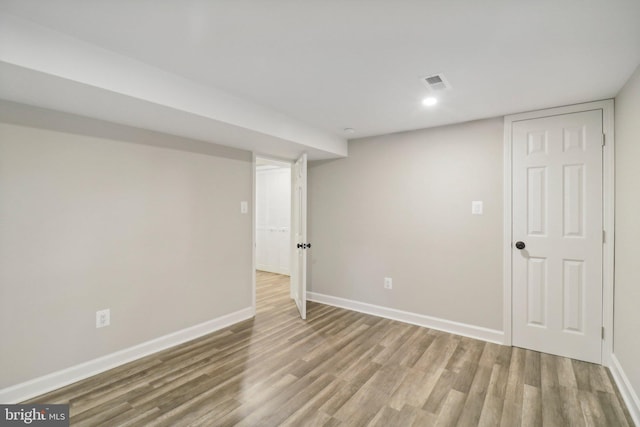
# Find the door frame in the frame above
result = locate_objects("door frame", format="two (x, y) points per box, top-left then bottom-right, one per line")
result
(502, 99), (615, 366)
(252, 153), (294, 315)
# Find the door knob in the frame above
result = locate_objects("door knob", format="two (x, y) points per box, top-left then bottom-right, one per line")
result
(515, 241), (526, 250)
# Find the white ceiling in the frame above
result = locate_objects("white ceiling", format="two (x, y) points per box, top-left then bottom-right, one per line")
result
(1, 1), (639, 156)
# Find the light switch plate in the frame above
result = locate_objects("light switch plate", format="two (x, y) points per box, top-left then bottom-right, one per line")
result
(240, 201), (248, 214)
(472, 201), (483, 215)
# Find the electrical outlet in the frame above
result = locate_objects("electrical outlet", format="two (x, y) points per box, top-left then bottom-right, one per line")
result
(96, 309), (110, 328)
(384, 277), (393, 290)
(240, 201), (248, 214)
(472, 200), (483, 215)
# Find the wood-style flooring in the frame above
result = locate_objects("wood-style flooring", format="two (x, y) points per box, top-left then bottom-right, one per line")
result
(26, 271), (634, 426)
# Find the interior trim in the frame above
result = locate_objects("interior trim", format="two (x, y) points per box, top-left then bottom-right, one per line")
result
(308, 292), (504, 345)
(609, 354), (640, 426)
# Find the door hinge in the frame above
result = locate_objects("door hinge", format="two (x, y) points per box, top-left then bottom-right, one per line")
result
(602, 133), (606, 147)
(602, 230), (606, 244)
(601, 326), (605, 340)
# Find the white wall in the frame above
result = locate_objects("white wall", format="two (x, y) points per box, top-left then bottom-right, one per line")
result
(0, 110), (253, 389)
(308, 118), (504, 331)
(613, 63), (640, 416)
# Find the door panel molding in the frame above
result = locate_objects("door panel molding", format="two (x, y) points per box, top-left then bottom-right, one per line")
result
(503, 100), (614, 366)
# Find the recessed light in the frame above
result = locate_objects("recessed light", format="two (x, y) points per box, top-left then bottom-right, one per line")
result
(344, 128), (355, 134)
(422, 97), (438, 107)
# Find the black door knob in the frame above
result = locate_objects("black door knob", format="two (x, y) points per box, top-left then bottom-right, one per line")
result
(515, 241), (526, 250)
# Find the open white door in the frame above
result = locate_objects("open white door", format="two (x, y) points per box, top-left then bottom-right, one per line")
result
(291, 153), (307, 319)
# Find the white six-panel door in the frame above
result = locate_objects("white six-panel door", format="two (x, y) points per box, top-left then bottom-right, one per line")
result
(512, 109), (603, 364)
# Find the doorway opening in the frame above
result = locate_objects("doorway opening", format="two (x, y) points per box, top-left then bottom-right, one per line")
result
(254, 157), (293, 317)
(253, 154), (308, 320)
(255, 157), (292, 278)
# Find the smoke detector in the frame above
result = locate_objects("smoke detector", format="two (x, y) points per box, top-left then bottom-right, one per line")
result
(421, 73), (452, 92)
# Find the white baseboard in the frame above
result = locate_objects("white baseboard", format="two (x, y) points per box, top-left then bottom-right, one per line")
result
(307, 292), (504, 345)
(609, 354), (640, 426)
(0, 306), (254, 404)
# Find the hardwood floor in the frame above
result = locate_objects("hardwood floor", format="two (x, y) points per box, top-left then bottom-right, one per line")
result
(26, 271), (633, 426)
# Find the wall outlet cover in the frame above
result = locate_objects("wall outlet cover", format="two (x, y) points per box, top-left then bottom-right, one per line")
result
(472, 201), (483, 215)
(96, 309), (110, 328)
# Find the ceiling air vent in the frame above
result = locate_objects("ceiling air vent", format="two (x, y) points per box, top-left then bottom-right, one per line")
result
(421, 73), (451, 91)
